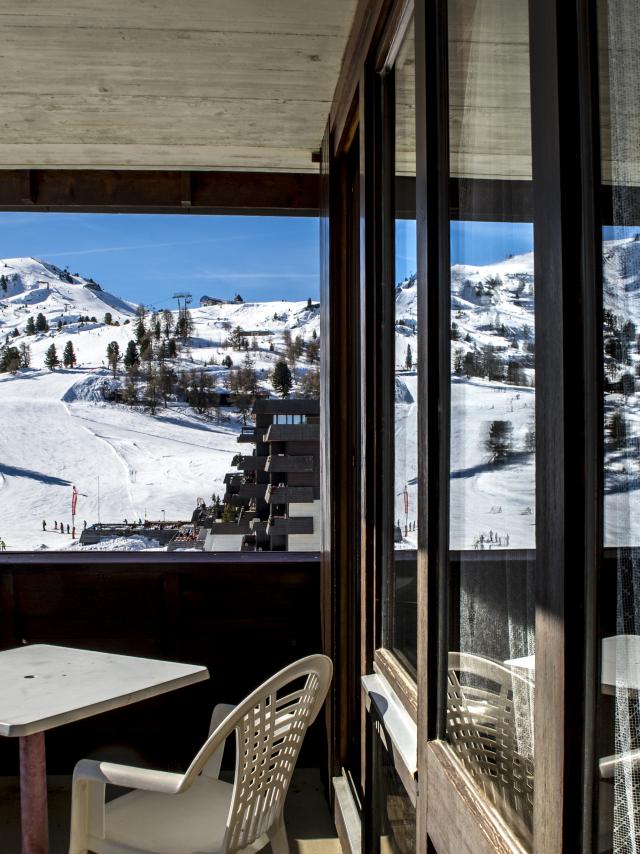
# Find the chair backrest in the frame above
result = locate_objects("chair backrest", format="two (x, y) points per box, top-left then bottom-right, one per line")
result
(185, 654), (332, 853)
(447, 652), (534, 841)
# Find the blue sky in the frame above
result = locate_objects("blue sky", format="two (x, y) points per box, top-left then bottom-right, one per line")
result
(395, 220), (534, 282)
(0, 212), (538, 306)
(0, 212), (320, 308)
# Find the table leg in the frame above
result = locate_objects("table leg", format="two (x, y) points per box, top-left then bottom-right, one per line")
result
(19, 732), (49, 854)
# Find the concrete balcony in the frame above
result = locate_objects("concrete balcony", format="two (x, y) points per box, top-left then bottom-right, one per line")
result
(234, 455), (268, 471)
(238, 483), (267, 499)
(237, 426), (263, 443)
(265, 454), (314, 473)
(267, 516), (314, 535)
(266, 485), (315, 504)
(264, 423), (320, 442)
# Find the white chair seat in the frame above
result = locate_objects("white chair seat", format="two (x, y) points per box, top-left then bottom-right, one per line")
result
(70, 655), (333, 854)
(103, 776), (233, 854)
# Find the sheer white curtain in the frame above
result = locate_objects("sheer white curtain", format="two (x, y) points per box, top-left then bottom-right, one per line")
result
(604, 1), (640, 849)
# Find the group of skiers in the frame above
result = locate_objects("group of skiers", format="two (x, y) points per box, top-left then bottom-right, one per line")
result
(42, 519), (87, 538)
(473, 530), (510, 549)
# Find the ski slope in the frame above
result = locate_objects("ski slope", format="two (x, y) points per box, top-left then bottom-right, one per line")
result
(2, 238), (639, 552)
(0, 367), (240, 550)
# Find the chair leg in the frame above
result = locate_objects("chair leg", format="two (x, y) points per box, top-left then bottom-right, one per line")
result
(269, 818), (290, 854)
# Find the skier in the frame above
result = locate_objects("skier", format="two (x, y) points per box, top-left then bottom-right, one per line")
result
(83, 520), (87, 530)
(0, 539), (5, 550)
(42, 520), (46, 531)
(54, 521), (58, 530)
(506, 533), (510, 546)
(60, 525), (64, 534)
(66, 523), (70, 534)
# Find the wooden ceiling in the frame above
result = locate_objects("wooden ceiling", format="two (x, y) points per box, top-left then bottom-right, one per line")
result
(0, 0), (358, 172)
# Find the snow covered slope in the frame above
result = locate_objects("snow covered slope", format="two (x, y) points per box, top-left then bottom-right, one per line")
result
(0, 258), (322, 551)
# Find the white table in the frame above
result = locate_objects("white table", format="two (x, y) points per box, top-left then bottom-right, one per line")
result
(0, 644), (209, 854)
(505, 634), (640, 694)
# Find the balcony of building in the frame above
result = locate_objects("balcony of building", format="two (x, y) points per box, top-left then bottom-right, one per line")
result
(265, 455), (315, 473)
(267, 516), (315, 536)
(0, 553), (338, 853)
(266, 485), (316, 504)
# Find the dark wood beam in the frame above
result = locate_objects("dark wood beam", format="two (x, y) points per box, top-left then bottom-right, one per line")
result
(0, 170), (319, 216)
(329, 0), (393, 154)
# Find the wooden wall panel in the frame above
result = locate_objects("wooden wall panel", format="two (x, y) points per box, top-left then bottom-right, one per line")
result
(0, 558), (322, 776)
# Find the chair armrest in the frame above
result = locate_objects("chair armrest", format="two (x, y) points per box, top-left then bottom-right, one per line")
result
(202, 703), (236, 779)
(599, 749), (640, 780)
(208, 703), (236, 736)
(73, 759), (184, 794)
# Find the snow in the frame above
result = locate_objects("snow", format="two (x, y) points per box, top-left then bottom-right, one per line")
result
(63, 536), (163, 552)
(0, 258), (323, 551)
(0, 367), (240, 550)
(2, 237), (640, 553)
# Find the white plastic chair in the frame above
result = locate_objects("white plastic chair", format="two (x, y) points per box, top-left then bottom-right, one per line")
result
(69, 654), (333, 854)
(446, 652), (534, 844)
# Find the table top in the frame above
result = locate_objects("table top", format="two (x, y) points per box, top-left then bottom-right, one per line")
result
(0, 644), (209, 737)
(505, 634), (640, 694)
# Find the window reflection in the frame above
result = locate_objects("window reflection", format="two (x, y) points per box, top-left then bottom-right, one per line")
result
(598, 0), (640, 849)
(383, 19), (418, 675)
(445, 0), (534, 846)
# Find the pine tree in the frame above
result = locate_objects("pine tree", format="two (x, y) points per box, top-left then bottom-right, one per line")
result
(167, 338), (177, 359)
(189, 369), (214, 415)
(104, 312), (113, 325)
(63, 340), (77, 368)
(0, 274), (7, 292)
(106, 341), (120, 378)
(135, 317), (146, 344)
(140, 335), (153, 364)
(44, 344), (60, 371)
(222, 354), (233, 368)
(272, 360), (293, 398)
(19, 343), (31, 369)
(35, 313), (49, 333)
(221, 503), (236, 522)
(609, 410), (628, 450)
(485, 420), (514, 463)
(124, 340), (140, 370)
(305, 338), (320, 364)
(299, 368), (320, 399)
(0, 345), (20, 373)
(175, 310), (194, 342)
(144, 366), (161, 415)
(228, 325), (245, 350)
(405, 344), (413, 370)
(158, 363), (176, 406)
(507, 360), (523, 386)
(25, 316), (35, 335)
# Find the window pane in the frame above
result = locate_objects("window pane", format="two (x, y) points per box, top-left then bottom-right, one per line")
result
(372, 727), (416, 853)
(445, 1), (534, 846)
(598, 1), (640, 849)
(0, 213), (320, 553)
(383, 19), (418, 674)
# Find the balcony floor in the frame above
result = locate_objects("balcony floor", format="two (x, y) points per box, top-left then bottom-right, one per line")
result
(0, 768), (340, 854)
